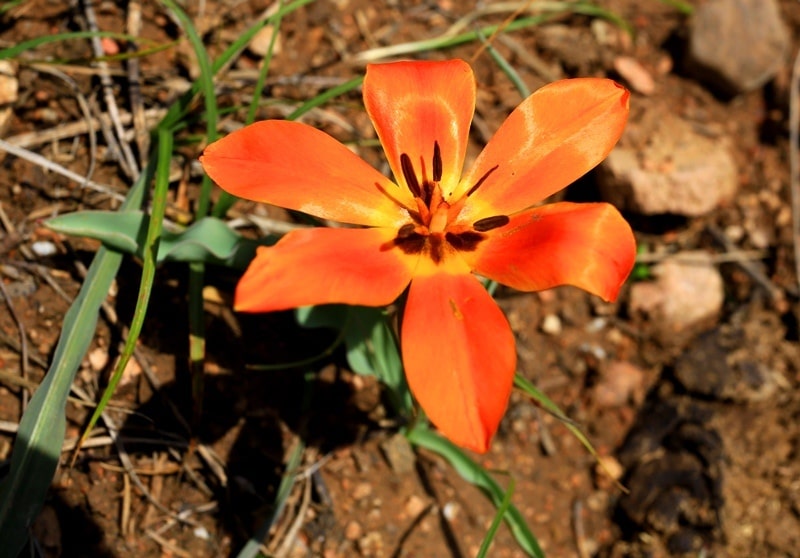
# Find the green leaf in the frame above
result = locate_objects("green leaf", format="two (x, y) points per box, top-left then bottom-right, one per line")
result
(75, 129), (174, 455)
(0, 31), (160, 60)
(296, 305), (412, 413)
(406, 427), (544, 557)
(477, 477), (516, 558)
(657, 0), (694, 15)
(514, 374), (626, 491)
(356, 2), (632, 62)
(0, 163), (149, 558)
(46, 211), (270, 268)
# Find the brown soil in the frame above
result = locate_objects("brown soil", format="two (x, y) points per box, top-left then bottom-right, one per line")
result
(1, 1), (799, 557)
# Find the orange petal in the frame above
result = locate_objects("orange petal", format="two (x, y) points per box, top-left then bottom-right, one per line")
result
(363, 60), (476, 197)
(235, 227), (417, 312)
(455, 79), (629, 220)
(200, 120), (412, 227)
(465, 202), (636, 301)
(401, 270), (516, 453)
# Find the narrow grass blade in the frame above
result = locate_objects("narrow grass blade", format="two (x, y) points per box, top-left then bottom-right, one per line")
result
(657, 0), (694, 15)
(514, 374), (627, 492)
(406, 426), (544, 557)
(477, 477), (516, 558)
(245, 0), (284, 126)
(0, 31), (158, 60)
(286, 76), (364, 121)
(0, 165), (150, 558)
(0, 0), (26, 16)
(235, 371), (314, 558)
(159, 0), (217, 216)
(73, 129), (174, 456)
(355, 2), (631, 63)
(477, 30), (531, 98)
(89, 39), (178, 64)
(157, 0), (315, 132)
(355, 15), (557, 62)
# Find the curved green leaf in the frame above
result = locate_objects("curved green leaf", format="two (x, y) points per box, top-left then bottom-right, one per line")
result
(406, 426), (543, 557)
(46, 211), (270, 269)
(0, 166), (150, 558)
(296, 305), (411, 413)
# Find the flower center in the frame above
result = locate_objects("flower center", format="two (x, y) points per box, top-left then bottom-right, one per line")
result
(392, 141), (508, 264)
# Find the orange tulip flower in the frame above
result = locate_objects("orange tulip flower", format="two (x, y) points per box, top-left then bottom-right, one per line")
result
(200, 59), (635, 453)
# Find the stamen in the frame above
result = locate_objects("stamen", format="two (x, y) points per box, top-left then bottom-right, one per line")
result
(432, 141), (443, 182)
(473, 215), (510, 232)
(400, 153), (422, 198)
(466, 164), (499, 197)
(421, 181), (434, 207)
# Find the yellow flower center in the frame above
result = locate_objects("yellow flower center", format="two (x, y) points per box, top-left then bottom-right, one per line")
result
(392, 141), (508, 264)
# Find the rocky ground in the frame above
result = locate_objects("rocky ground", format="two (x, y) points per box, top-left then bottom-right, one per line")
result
(1, 0), (800, 556)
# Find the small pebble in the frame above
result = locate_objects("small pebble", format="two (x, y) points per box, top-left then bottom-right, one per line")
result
(541, 314), (562, 336)
(193, 526), (209, 540)
(352, 482), (372, 501)
(88, 347), (109, 372)
(442, 502), (460, 521)
(404, 495), (427, 518)
(248, 25), (281, 57)
(31, 240), (57, 257)
(613, 56), (656, 95)
(100, 37), (119, 56)
(344, 520), (362, 541)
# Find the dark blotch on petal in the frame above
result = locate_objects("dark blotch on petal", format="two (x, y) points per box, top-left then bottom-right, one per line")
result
(473, 215), (510, 232)
(394, 229), (426, 255)
(429, 235), (444, 264)
(445, 231), (485, 252)
(397, 223), (417, 238)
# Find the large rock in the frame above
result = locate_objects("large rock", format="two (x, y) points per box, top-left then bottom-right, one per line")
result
(684, 0), (789, 95)
(599, 113), (737, 216)
(629, 252), (724, 343)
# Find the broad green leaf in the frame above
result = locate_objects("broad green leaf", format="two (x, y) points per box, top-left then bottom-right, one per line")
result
(46, 211), (269, 268)
(0, 168), (148, 558)
(0, 2), (314, 552)
(406, 426), (544, 557)
(296, 305), (411, 413)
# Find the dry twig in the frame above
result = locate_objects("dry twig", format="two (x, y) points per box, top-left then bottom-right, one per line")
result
(789, 46), (800, 296)
(31, 64), (98, 186)
(3, 107), (165, 150)
(81, 0), (140, 179)
(273, 476), (313, 558)
(707, 224), (787, 301)
(0, 278), (30, 410)
(126, 0), (150, 164)
(0, 139), (125, 201)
